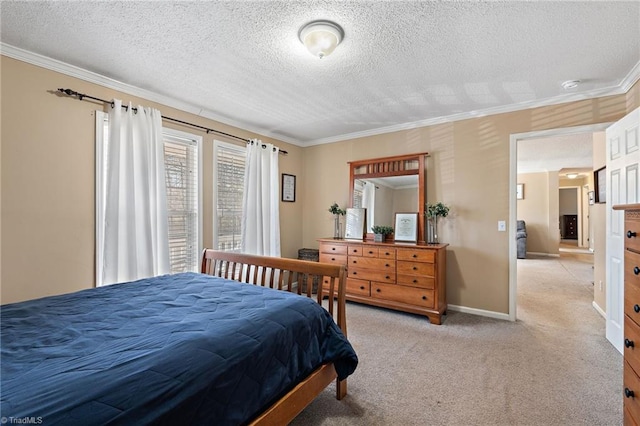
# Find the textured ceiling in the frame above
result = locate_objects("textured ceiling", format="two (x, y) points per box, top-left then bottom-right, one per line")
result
(517, 133), (594, 174)
(1, 1), (639, 147)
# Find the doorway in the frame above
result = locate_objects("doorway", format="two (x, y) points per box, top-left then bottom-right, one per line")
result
(508, 123), (611, 321)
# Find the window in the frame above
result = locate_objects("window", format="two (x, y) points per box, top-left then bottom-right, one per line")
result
(213, 141), (245, 252)
(95, 112), (202, 285)
(164, 133), (201, 273)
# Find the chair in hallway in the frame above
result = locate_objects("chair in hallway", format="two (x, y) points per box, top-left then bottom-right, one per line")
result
(517, 220), (527, 259)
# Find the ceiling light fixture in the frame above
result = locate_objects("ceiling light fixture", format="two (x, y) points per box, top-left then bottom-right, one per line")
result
(561, 80), (581, 90)
(299, 20), (344, 59)
(566, 173), (579, 179)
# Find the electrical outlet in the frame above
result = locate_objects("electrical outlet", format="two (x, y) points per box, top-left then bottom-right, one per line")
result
(498, 221), (506, 232)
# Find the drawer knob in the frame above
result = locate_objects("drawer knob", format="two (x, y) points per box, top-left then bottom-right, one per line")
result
(332, 247), (336, 251)
(360, 286), (365, 290)
(422, 296), (427, 300)
(635, 267), (640, 275)
(412, 254), (417, 258)
(413, 279), (418, 283)
(626, 388), (635, 398)
(635, 304), (640, 313)
(625, 338), (635, 348)
(628, 231), (638, 238)
(331, 257), (335, 261)
(368, 251), (374, 254)
(385, 252), (390, 255)
(353, 271), (357, 275)
(385, 276), (390, 279)
(413, 266), (418, 270)
(376, 288), (381, 293)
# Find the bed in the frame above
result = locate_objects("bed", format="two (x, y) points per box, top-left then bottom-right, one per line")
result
(1, 249), (357, 425)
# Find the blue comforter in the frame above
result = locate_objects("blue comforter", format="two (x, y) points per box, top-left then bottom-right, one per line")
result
(1, 272), (358, 425)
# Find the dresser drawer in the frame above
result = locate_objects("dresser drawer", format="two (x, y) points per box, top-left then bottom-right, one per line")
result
(379, 248), (396, 259)
(626, 315), (640, 377)
(349, 256), (395, 271)
(396, 248), (435, 263)
(397, 274), (435, 289)
(397, 261), (435, 276)
(626, 280), (640, 328)
(320, 253), (347, 265)
(626, 250), (640, 289)
(347, 278), (370, 296)
(348, 245), (363, 256)
(372, 282), (435, 308)
(320, 243), (347, 255)
(362, 247), (379, 257)
(626, 218), (640, 254)
(348, 267), (394, 283)
(625, 360), (640, 424)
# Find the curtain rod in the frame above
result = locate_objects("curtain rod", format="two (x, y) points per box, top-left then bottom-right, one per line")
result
(56, 88), (288, 155)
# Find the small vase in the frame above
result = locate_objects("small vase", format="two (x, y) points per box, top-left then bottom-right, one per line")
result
(333, 215), (341, 239)
(428, 216), (439, 243)
(374, 233), (383, 242)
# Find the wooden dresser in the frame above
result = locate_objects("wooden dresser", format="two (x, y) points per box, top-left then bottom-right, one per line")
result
(615, 204), (640, 425)
(318, 238), (447, 324)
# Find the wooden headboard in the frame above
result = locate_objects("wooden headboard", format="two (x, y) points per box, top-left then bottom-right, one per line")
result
(200, 249), (347, 335)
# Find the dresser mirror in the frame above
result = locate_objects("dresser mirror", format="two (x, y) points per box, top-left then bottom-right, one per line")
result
(348, 153), (428, 242)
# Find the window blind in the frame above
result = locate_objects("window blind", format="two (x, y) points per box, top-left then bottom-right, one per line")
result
(214, 142), (245, 252)
(164, 135), (199, 273)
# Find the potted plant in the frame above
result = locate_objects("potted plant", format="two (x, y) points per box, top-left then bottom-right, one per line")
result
(371, 225), (394, 242)
(426, 202), (450, 243)
(328, 203), (346, 239)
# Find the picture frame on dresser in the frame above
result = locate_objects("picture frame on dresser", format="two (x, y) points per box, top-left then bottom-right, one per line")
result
(344, 208), (366, 240)
(394, 212), (419, 242)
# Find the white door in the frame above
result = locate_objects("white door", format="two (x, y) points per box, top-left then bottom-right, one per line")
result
(607, 107), (640, 353)
(581, 185), (590, 248)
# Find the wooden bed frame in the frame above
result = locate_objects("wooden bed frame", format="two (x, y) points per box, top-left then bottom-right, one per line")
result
(200, 249), (348, 425)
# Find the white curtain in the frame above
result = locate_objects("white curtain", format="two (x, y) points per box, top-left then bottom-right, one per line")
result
(363, 182), (376, 233)
(102, 99), (170, 285)
(241, 139), (281, 256)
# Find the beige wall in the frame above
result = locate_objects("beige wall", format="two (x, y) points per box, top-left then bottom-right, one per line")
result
(592, 131), (607, 313)
(0, 56), (304, 303)
(516, 172), (561, 255)
(301, 94), (633, 314)
(2, 55), (638, 314)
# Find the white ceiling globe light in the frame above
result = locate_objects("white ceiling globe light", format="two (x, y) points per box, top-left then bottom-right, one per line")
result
(299, 21), (344, 59)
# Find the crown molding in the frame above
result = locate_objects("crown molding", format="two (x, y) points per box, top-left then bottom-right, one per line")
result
(305, 65), (639, 146)
(1, 43), (303, 146)
(3, 43), (637, 148)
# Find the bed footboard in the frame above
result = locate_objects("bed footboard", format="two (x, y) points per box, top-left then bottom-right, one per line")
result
(201, 249), (349, 423)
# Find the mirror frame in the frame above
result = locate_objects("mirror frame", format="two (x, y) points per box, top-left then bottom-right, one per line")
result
(348, 152), (428, 243)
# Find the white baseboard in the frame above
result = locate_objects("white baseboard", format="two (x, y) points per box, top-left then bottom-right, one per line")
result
(447, 304), (511, 321)
(526, 252), (560, 258)
(592, 301), (606, 319)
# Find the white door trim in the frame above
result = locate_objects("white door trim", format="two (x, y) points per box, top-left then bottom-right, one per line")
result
(509, 123), (612, 321)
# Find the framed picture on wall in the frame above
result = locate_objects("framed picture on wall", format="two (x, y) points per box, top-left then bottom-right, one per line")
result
(594, 167), (606, 203)
(281, 173), (296, 202)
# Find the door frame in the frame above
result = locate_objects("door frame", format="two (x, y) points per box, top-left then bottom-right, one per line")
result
(509, 122), (612, 321)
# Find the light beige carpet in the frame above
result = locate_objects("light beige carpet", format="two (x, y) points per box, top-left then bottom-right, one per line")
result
(291, 253), (621, 426)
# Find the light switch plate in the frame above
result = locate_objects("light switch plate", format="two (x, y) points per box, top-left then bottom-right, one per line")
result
(498, 221), (506, 231)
